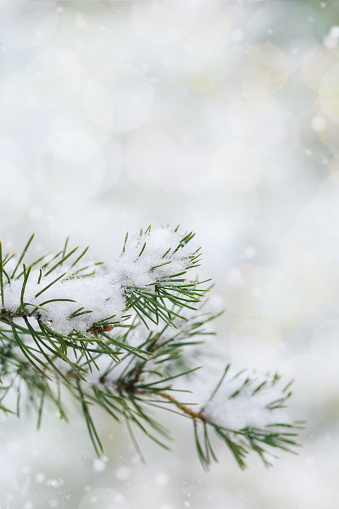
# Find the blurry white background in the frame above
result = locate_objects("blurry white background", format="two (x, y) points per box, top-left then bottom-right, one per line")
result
(1, 0), (339, 507)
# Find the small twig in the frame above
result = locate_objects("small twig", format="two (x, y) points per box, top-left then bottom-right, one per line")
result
(136, 389), (205, 421)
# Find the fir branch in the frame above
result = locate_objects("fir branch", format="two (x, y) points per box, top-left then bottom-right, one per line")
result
(0, 227), (303, 469)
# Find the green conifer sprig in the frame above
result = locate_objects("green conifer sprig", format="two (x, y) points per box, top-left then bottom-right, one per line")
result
(0, 228), (303, 469)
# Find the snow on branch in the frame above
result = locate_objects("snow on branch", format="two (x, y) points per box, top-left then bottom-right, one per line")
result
(202, 369), (291, 431)
(1, 226), (204, 335)
(0, 228), (303, 469)
(195, 367), (303, 469)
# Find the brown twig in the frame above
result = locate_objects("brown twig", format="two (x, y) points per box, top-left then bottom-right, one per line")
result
(135, 389), (205, 421)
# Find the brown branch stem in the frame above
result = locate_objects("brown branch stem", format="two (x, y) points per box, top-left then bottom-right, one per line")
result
(135, 389), (205, 422)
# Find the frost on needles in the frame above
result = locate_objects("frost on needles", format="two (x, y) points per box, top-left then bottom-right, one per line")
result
(0, 226), (303, 469)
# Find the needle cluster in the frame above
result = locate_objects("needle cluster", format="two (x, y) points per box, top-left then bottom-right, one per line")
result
(0, 227), (303, 469)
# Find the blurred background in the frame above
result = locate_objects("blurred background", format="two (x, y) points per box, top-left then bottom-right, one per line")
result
(1, 0), (339, 507)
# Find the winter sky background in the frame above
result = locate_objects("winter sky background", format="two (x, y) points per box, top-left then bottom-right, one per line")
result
(1, 0), (339, 507)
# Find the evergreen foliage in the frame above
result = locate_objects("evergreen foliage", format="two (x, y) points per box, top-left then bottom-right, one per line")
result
(0, 227), (303, 469)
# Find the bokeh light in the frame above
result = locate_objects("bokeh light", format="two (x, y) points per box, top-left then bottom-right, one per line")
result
(0, 1), (58, 49)
(241, 43), (290, 96)
(0, 163), (29, 230)
(183, 3), (231, 57)
(209, 142), (263, 193)
(35, 130), (106, 202)
(1, 1), (339, 507)
(85, 64), (153, 133)
(79, 488), (130, 509)
(24, 49), (89, 116)
(131, 0), (198, 44)
(310, 320), (339, 371)
(229, 318), (281, 365)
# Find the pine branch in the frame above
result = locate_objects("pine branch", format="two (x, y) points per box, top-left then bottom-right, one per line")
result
(0, 227), (303, 469)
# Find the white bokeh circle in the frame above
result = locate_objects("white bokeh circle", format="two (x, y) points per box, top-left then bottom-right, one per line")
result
(280, 353), (339, 413)
(223, 264), (265, 315)
(323, 119), (339, 157)
(228, 96), (283, 146)
(229, 96), (300, 159)
(85, 65), (153, 133)
(230, 318), (281, 365)
(209, 142), (263, 193)
(100, 137), (124, 193)
(330, 155), (339, 175)
(24, 50), (89, 116)
(156, 103), (198, 145)
(279, 230), (331, 316)
(312, 172), (339, 240)
(302, 44), (338, 93)
(259, 108), (300, 158)
(319, 62), (339, 123)
(247, 1), (323, 70)
(0, 1), (58, 49)
(125, 128), (178, 189)
(0, 126), (25, 164)
(259, 268), (300, 321)
(248, 0), (322, 38)
(264, 151), (305, 181)
(295, 203), (339, 264)
(297, 108), (330, 161)
(131, 1), (198, 44)
(169, 143), (212, 194)
(36, 130), (106, 203)
(48, 201), (116, 261)
(323, 4), (339, 58)
(59, 1), (113, 50)
(0, 163), (29, 230)
(79, 488), (129, 509)
(189, 189), (261, 245)
(186, 47), (244, 98)
(241, 43), (290, 96)
(183, 5), (230, 57)
(310, 320), (339, 372)
(51, 100), (112, 147)
(293, 171), (339, 265)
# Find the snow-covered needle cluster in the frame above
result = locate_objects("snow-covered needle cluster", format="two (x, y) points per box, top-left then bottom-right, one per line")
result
(3, 226), (201, 334)
(202, 369), (291, 431)
(0, 227), (303, 469)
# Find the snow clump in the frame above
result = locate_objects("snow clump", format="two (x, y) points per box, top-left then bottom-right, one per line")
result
(202, 372), (290, 430)
(3, 227), (194, 335)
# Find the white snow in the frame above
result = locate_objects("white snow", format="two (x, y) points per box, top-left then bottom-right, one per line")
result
(3, 227), (194, 335)
(202, 372), (289, 430)
(112, 227), (190, 289)
(4, 269), (125, 334)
